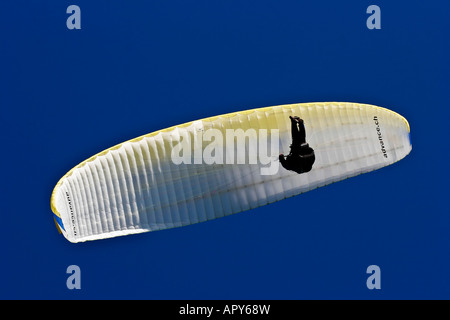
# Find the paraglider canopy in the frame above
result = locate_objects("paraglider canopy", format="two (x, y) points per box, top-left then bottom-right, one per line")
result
(51, 102), (411, 242)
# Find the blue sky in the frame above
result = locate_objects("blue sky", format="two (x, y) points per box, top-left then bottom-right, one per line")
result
(1, 0), (449, 299)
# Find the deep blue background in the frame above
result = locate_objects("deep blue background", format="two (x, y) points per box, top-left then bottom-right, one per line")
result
(1, 0), (449, 299)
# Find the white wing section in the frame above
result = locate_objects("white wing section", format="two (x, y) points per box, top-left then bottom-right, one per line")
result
(51, 102), (411, 242)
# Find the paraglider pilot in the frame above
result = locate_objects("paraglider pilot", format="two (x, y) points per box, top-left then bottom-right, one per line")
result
(279, 116), (315, 174)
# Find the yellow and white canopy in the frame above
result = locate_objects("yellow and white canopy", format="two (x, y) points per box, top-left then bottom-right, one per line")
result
(51, 102), (411, 242)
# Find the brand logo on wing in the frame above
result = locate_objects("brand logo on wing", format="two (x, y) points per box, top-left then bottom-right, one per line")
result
(66, 191), (78, 236)
(373, 116), (388, 158)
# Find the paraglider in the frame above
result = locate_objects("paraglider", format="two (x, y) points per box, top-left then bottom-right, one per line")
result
(279, 115), (315, 174)
(51, 102), (411, 242)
